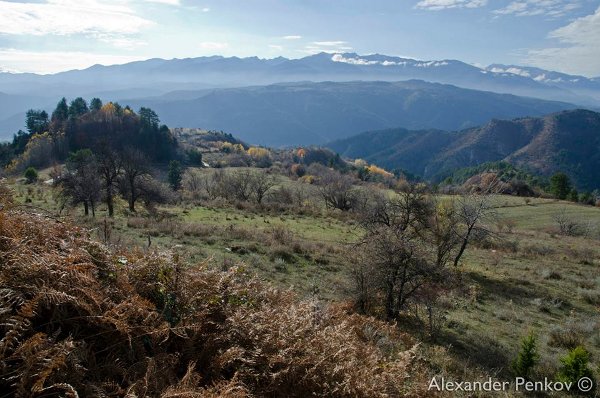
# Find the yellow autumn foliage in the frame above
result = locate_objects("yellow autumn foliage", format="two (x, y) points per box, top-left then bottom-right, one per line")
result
(247, 147), (271, 160)
(367, 164), (393, 178)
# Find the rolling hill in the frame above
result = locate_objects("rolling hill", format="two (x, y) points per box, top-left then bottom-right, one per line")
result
(328, 109), (600, 191)
(121, 80), (575, 147)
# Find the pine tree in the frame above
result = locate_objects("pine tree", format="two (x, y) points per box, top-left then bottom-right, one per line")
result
(550, 172), (571, 200)
(90, 97), (103, 111)
(52, 97), (69, 123)
(511, 332), (539, 380)
(168, 160), (183, 191)
(24, 167), (38, 184)
(557, 346), (595, 392)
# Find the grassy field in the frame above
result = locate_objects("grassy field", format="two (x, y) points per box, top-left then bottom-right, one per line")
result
(5, 171), (600, 391)
(441, 195), (600, 381)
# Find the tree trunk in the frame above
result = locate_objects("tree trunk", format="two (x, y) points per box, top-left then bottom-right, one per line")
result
(91, 201), (96, 218)
(128, 177), (136, 212)
(385, 281), (395, 321)
(427, 305), (434, 337)
(453, 224), (474, 267)
(83, 201), (89, 216)
(106, 186), (114, 217)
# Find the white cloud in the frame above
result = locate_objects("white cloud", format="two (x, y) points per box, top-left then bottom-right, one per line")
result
(199, 41), (229, 50)
(301, 40), (352, 54)
(331, 54), (378, 65)
(331, 54), (450, 68)
(145, 0), (180, 5)
(282, 35), (302, 40)
(488, 66), (532, 77)
(0, 0), (153, 38)
(201, 7), (210, 12)
(269, 44), (283, 51)
(415, 0), (487, 11)
(313, 41), (347, 46)
(526, 6), (600, 76)
(493, 0), (579, 17)
(0, 48), (145, 74)
(103, 37), (148, 50)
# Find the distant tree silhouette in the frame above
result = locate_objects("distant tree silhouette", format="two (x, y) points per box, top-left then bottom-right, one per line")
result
(550, 172), (571, 200)
(52, 98), (69, 124)
(568, 188), (579, 202)
(68, 97), (89, 118)
(62, 102), (176, 162)
(25, 109), (49, 134)
(90, 97), (103, 112)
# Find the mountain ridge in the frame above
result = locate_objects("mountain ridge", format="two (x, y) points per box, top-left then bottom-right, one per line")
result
(120, 80), (576, 147)
(0, 52), (597, 144)
(1, 52), (598, 105)
(327, 109), (600, 191)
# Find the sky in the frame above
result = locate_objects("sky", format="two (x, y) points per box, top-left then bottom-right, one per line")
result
(0, 0), (599, 76)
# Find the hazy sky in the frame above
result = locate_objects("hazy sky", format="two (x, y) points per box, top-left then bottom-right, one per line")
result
(0, 0), (599, 76)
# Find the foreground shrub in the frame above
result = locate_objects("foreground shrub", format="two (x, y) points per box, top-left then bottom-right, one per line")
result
(511, 332), (539, 379)
(0, 200), (426, 397)
(24, 166), (38, 184)
(556, 346), (595, 393)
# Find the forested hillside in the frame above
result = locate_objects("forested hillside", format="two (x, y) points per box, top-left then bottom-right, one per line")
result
(329, 109), (600, 191)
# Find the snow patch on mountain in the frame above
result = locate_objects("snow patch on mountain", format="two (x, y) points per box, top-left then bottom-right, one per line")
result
(331, 54), (449, 68)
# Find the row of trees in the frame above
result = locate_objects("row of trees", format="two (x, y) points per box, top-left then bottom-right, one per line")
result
(58, 146), (173, 217)
(185, 168), (275, 205)
(2, 97), (179, 172)
(549, 172), (599, 205)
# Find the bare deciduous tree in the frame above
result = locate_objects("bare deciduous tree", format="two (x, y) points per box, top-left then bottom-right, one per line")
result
(96, 145), (122, 217)
(183, 169), (204, 199)
(58, 149), (101, 217)
(318, 170), (356, 211)
(225, 169), (253, 202)
(120, 148), (151, 212)
(355, 182), (496, 334)
(452, 193), (497, 266)
(248, 171), (275, 204)
(553, 207), (581, 236)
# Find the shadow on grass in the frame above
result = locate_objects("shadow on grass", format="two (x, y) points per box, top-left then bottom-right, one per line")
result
(436, 327), (513, 378)
(467, 271), (540, 304)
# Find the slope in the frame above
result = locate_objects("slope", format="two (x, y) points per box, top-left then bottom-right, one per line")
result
(328, 109), (600, 190)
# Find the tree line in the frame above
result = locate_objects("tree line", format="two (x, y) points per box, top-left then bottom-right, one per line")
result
(1, 97), (178, 170)
(56, 146), (183, 217)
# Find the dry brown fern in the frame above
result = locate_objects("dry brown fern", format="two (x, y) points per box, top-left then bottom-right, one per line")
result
(0, 182), (429, 397)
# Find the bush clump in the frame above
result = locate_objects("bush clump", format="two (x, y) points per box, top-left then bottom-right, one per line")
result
(24, 166), (38, 184)
(556, 346), (595, 393)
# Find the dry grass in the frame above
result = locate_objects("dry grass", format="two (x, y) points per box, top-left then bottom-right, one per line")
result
(0, 186), (429, 397)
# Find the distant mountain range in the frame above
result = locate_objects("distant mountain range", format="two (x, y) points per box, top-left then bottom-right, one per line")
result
(121, 80), (576, 146)
(0, 52), (599, 141)
(328, 109), (600, 191)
